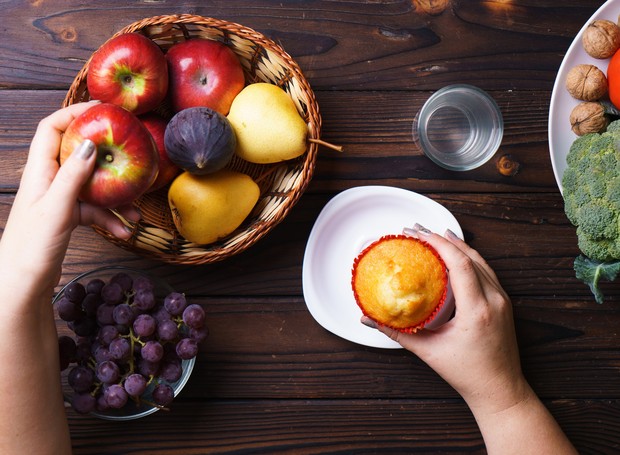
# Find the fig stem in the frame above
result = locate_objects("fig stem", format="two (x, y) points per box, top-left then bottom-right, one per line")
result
(309, 138), (344, 152)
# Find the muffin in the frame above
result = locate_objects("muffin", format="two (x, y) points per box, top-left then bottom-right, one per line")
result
(351, 234), (448, 333)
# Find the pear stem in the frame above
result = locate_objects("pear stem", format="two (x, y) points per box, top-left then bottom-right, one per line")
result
(309, 138), (344, 152)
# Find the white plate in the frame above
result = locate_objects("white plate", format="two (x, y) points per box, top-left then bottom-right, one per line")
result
(549, 0), (618, 192)
(301, 186), (463, 349)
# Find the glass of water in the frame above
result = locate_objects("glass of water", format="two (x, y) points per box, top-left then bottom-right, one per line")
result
(412, 84), (504, 171)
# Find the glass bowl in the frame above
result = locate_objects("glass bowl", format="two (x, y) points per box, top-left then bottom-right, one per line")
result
(53, 266), (196, 420)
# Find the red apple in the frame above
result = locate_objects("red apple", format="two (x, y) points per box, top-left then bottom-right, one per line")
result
(166, 38), (245, 115)
(60, 103), (159, 209)
(139, 113), (181, 192)
(87, 33), (168, 115)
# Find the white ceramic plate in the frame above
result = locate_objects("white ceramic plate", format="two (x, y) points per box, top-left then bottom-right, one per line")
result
(301, 186), (463, 349)
(549, 0), (618, 192)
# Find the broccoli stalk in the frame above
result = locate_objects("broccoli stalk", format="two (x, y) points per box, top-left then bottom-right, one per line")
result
(573, 255), (620, 304)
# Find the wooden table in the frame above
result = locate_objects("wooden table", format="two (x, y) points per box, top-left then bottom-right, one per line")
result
(2, 1), (619, 453)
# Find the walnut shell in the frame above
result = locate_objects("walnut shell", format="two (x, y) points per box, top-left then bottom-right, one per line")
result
(569, 102), (609, 136)
(565, 64), (608, 101)
(582, 20), (620, 59)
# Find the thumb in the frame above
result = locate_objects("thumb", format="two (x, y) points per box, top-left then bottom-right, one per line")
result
(48, 139), (96, 207)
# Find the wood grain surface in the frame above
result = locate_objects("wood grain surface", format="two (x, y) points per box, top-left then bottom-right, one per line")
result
(2, 0), (619, 453)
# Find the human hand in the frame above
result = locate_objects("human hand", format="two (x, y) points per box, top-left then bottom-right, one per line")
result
(361, 224), (529, 415)
(0, 101), (139, 294)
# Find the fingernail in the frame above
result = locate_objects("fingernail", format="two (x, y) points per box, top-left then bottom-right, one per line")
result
(402, 227), (417, 238)
(414, 223), (432, 236)
(445, 229), (460, 240)
(75, 139), (96, 160)
(361, 316), (378, 329)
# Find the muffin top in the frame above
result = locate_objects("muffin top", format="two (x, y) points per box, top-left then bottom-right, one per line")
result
(351, 235), (447, 333)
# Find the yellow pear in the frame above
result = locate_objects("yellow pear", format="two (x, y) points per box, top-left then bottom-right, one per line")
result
(168, 170), (260, 245)
(227, 83), (308, 163)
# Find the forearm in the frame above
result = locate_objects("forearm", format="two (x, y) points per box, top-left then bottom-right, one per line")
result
(0, 286), (72, 454)
(469, 384), (577, 455)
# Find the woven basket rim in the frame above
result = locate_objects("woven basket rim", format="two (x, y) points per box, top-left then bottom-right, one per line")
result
(63, 14), (322, 265)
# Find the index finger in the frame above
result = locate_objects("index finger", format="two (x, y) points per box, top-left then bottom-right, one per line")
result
(406, 228), (487, 313)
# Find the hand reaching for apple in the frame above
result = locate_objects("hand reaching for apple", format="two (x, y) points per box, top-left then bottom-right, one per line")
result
(0, 101), (140, 294)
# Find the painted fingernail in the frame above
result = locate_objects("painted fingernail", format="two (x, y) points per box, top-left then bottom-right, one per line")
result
(402, 227), (417, 237)
(75, 139), (95, 160)
(414, 223), (431, 236)
(361, 316), (378, 329)
(445, 229), (460, 240)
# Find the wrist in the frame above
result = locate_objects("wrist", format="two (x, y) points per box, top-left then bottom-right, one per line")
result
(463, 371), (534, 418)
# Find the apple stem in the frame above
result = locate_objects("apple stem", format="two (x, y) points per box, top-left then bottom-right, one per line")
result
(309, 138), (344, 152)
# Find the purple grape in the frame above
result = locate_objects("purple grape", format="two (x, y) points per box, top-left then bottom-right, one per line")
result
(104, 384), (128, 409)
(133, 276), (155, 293)
(57, 296), (82, 322)
(152, 383), (174, 406)
(157, 319), (179, 342)
(110, 272), (133, 292)
(151, 305), (171, 324)
(141, 340), (164, 363)
(133, 289), (156, 311)
(176, 338), (198, 360)
(189, 325), (209, 343)
(123, 373), (147, 397)
(96, 304), (116, 326)
(160, 360), (183, 382)
(65, 282), (87, 304)
(71, 392), (96, 414)
(133, 314), (156, 337)
(68, 366), (95, 393)
(94, 345), (112, 363)
(96, 360), (121, 384)
(109, 337), (131, 361)
(96, 394), (110, 412)
(182, 304), (206, 329)
(58, 336), (77, 370)
(113, 303), (135, 325)
(138, 358), (160, 377)
(101, 282), (124, 305)
(81, 293), (103, 317)
(97, 325), (120, 346)
(164, 292), (187, 316)
(86, 278), (105, 295)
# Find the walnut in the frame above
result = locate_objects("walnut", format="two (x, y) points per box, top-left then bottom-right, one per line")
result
(565, 64), (608, 101)
(582, 20), (620, 59)
(569, 102), (609, 136)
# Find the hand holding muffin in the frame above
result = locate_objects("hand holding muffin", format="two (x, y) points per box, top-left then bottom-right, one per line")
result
(361, 224), (577, 455)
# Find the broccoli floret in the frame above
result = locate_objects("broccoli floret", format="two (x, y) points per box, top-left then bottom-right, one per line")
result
(563, 128), (620, 260)
(562, 125), (620, 302)
(605, 119), (620, 134)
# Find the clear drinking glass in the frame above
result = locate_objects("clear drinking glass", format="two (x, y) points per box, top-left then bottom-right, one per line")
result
(412, 84), (504, 171)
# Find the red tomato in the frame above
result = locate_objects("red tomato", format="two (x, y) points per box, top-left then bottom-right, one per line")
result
(607, 49), (620, 108)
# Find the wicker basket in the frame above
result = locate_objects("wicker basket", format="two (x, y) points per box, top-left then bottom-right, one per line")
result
(63, 14), (322, 265)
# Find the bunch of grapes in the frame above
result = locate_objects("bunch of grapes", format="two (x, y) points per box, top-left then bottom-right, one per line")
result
(56, 270), (208, 415)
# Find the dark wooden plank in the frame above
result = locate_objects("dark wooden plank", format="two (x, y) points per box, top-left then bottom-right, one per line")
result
(63, 399), (619, 454)
(0, 88), (568, 194)
(0, 1), (601, 90)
